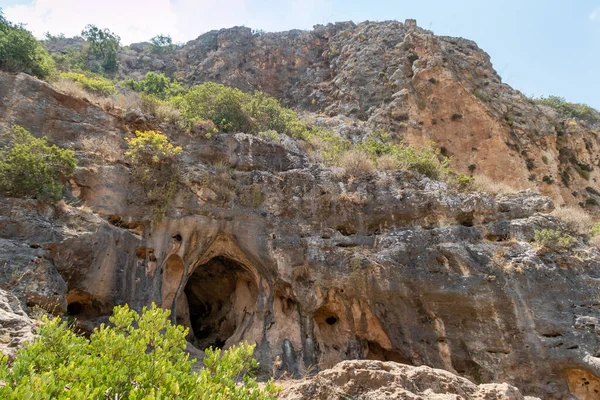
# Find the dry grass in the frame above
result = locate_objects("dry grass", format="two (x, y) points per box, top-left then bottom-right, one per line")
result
(53, 78), (89, 98)
(80, 135), (122, 162)
(551, 206), (595, 234)
(589, 235), (600, 248)
(376, 154), (400, 170)
(473, 175), (521, 195)
(114, 92), (142, 112)
(52, 78), (116, 112)
(339, 150), (375, 177)
(155, 103), (182, 125)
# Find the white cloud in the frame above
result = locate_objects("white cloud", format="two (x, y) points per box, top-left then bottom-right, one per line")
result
(3, 0), (334, 44)
(590, 7), (600, 21)
(4, 0), (180, 43)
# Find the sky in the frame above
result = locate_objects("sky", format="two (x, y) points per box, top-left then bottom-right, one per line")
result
(1, 0), (599, 109)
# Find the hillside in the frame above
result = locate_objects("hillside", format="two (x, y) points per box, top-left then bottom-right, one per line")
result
(2, 17), (600, 400)
(105, 20), (600, 209)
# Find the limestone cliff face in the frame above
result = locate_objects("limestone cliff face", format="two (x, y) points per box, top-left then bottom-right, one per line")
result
(109, 20), (600, 210)
(2, 71), (600, 399)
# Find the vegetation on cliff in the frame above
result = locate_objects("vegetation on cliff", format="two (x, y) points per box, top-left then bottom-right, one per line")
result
(0, 10), (55, 79)
(0, 126), (76, 202)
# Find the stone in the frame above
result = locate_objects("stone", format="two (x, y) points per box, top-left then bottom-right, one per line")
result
(279, 360), (540, 399)
(0, 289), (35, 361)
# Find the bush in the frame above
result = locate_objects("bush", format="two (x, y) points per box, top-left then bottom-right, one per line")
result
(0, 304), (280, 399)
(534, 95), (600, 124)
(61, 71), (117, 95)
(453, 173), (475, 191)
(0, 125), (76, 202)
(590, 222), (600, 237)
(171, 82), (311, 137)
(339, 150), (375, 177)
(473, 175), (521, 195)
(534, 229), (576, 251)
(122, 72), (186, 100)
(171, 82), (252, 132)
(376, 154), (399, 170)
(0, 11), (55, 78)
(551, 206), (594, 234)
(126, 130), (182, 223)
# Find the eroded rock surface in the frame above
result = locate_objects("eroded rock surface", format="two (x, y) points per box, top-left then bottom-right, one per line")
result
(2, 37), (600, 400)
(84, 20), (600, 208)
(0, 289), (34, 361)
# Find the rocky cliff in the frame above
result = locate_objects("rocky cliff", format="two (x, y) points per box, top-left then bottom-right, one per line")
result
(3, 19), (600, 400)
(109, 20), (600, 210)
(2, 69), (600, 399)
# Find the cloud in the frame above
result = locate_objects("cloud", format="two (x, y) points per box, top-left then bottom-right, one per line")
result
(590, 7), (600, 21)
(3, 0), (334, 44)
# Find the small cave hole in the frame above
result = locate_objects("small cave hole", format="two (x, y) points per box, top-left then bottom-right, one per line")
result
(366, 341), (413, 365)
(326, 316), (338, 325)
(108, 214), (125, 227)
(172, 234), (182, 242)
(457, 214), (474, 227)
(485, 234), (509, 242)
(336, 226), (358, 236)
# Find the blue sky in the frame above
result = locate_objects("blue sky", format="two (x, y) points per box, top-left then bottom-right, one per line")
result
(2, 0), (599, 109)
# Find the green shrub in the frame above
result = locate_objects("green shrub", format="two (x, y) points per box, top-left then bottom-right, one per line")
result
(534, 95), (600, 124)
(123, 72), (186, 100)
(591, 223), (600, 237)
(172, 82), (250, 132)
(81, 24), (120, 74)
(0, 304), (280, 399)
(0, 11), (55, 78)
(454, 173), (475, 191)
(355, 132), (451, 180)
(534, 229), (576, 251)
(298, 126), (349, 163)
(126, 130), (182, 223)
(170, 82), (312, 138)
(0, 126), (76, 202)
(61, 71), (117, 95)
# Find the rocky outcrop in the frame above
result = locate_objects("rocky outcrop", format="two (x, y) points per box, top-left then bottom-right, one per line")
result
(0, 289), (34, 361)
(101, 20), (600, 210)
(280, 360), (541, 399)
(2, 71), (600, 399)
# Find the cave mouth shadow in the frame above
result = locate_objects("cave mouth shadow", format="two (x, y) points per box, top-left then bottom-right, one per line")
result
(182, 256), (258, 350)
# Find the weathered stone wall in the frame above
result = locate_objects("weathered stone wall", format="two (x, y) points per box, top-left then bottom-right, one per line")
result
(2, 72), (600, 399)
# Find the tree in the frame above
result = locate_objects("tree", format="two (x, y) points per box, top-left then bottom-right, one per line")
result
(0, 125), (77, 202)
(150, 34), (175, 53)
(0, 9), (56, 78)
(81, 24), (120, 74)
(0, 304), (280, 399)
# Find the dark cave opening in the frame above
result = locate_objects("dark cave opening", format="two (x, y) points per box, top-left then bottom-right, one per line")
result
(67, 301), (83, 315)
(183, 256), (258, 350)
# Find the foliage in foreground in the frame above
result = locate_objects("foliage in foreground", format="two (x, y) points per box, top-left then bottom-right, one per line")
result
(0, 304), (280, 399)
(534, 228), (576, 251)
(0, 125), (76, 202)
(0, 10), (55, 78)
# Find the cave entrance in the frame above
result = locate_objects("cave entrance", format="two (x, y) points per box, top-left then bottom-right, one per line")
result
(183, 256), (258, 350)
